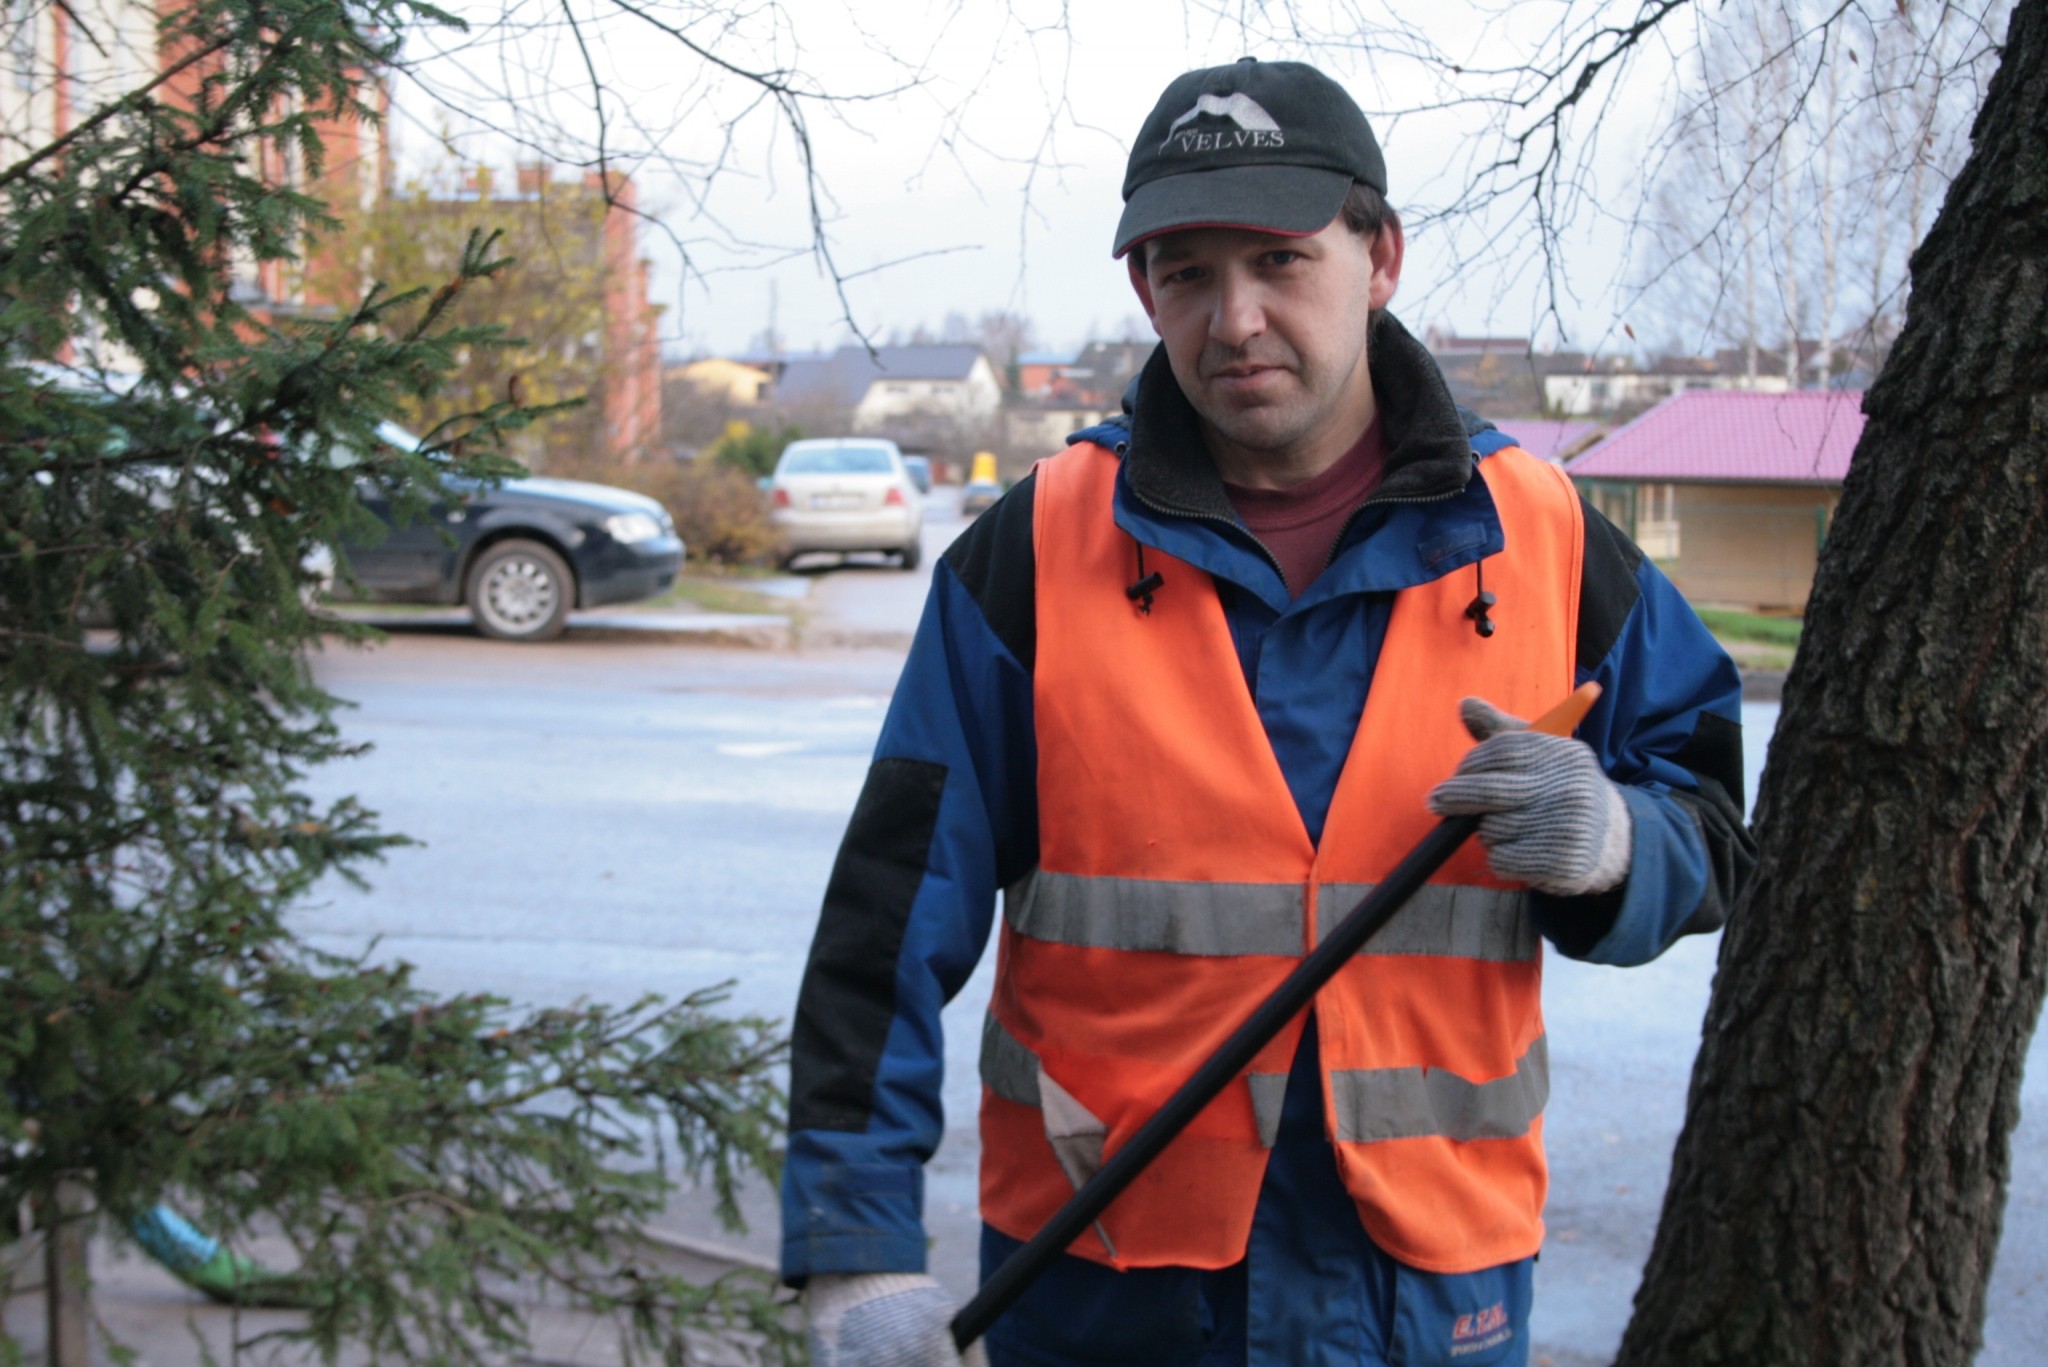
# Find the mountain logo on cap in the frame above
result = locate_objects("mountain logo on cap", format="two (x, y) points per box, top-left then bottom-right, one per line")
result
(1161, 92), (1285, 153)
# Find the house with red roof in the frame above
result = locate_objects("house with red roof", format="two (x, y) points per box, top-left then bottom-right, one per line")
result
(1565, 390), (1865, 611)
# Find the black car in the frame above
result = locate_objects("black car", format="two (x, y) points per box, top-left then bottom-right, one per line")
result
(339, 423), (684, 642)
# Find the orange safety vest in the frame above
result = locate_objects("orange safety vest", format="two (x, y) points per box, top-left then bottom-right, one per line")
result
(978, 437), (1583, 1275)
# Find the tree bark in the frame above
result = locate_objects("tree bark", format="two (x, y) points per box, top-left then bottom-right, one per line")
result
(1617, 2), (2048, 1363)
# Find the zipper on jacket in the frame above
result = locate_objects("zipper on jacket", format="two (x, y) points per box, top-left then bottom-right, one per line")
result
(1320, 479), (1470, 573)
(1126, 481), (1296, 596)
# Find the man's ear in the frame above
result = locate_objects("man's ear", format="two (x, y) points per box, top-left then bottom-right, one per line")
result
(1127, 255), (1158, 324)
(1367, 219), (1405, 311)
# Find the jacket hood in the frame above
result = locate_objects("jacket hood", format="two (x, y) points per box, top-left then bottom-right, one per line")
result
(1121, 310), (1479, 520)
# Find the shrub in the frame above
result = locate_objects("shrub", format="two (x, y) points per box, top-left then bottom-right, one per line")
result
(706, 419), (802, 479)
(658, 460), (788, 566)
(559, 454), (785, 567)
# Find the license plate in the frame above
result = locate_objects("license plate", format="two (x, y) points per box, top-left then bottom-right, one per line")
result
(810, 493), (862, 509)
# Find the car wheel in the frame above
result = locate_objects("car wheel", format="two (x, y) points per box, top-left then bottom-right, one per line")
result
(898, 539), (923, 572)
(466, 538), (573, 642)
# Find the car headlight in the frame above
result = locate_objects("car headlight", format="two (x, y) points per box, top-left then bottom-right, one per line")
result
(604, 512), (663, 544)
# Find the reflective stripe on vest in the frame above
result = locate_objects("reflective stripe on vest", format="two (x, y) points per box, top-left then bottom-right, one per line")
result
(1006, 872), (1529, 961)
(1331, 1034), (1549, 1143)
(1006, 870), (1306, 956)
(980, 1010), (1040, 1108)
(985, 1006), (1542, 1151)
(983, 437), (1583, 1275)
(982, 1010), (1291, 1151)
(1316, 883), (1536, 961)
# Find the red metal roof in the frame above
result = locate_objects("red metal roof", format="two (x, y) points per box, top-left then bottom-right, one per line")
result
(1564, 389), (1866, 484)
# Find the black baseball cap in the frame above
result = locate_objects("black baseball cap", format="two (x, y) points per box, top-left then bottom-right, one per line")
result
(1114, 58), (1387, 259)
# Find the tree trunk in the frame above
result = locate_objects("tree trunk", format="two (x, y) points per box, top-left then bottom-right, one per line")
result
(1617, 2), (2048, 1363)
(41, 1183), (90, 1367)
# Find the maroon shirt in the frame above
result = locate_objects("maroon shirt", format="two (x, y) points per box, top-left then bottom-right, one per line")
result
(1223, 419), (1388, 598)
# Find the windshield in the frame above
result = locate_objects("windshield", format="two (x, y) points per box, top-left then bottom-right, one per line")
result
(781, 446), (895, 475)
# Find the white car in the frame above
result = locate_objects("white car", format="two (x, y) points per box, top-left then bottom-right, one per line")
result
(769, 437), (925, 570)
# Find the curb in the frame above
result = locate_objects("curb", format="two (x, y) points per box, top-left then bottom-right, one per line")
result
(317, 606), (795, 648)
(1739, 668), (1787, 702)
(568, 613), (793, 648)
(793, 626), (918, 652)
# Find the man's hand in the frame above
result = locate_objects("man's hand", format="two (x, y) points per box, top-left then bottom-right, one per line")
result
(806, 1273), (990, 1367)
(1426, 697), (1632, 897)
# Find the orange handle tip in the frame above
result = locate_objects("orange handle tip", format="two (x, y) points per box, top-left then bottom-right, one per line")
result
(1530, 681), (1601, 737)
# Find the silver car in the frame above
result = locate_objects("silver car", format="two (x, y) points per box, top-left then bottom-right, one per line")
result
(769, 437), (925, 570)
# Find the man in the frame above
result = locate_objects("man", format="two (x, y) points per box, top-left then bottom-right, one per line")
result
(784, 58), (1754, 1367)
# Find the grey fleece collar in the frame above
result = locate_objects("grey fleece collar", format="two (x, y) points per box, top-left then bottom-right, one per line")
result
(1122, 310), (1478, 520)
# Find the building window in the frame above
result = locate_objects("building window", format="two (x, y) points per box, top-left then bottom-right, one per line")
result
(1586, 482), (1631, 530)
(1637, 482), (1677, 523)
(1636, 482), (1680, 559)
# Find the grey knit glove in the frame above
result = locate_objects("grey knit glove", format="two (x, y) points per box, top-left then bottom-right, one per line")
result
(806, 1273), (989, 1367)
(1426, 697), (1633, 897)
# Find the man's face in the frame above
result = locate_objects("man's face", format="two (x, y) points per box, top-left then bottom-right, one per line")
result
(1130, 216), (1402, 481)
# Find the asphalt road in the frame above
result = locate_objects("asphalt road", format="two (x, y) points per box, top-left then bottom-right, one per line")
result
(60, 484), (2045, 1363)
(786, 484), (959, 646)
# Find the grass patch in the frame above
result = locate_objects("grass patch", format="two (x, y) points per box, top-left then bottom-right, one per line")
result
(649, 573), (794, 616)
(1696, 606), (1801, 670)
(323, 571), (795, 619)
(1695, 607), (1803, 647)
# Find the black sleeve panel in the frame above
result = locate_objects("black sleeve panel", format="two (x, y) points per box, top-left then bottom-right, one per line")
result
(1677, 706), (1745, 805)
(1531, 885), (1626, 959)
(1577, 499), (1645, 673)
(1667, 710), (1755, 937)
(941, 471), (1038, 672)
(788, 757), (949, 1133)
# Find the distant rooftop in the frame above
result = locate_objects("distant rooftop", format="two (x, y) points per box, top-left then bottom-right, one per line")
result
(1494, 419), (1599, 462)
(1425, 326), (1530, 356)
(773, 345), (990, 406)
(734, 350), (832, 367)
(1566, 390), (1865, 483)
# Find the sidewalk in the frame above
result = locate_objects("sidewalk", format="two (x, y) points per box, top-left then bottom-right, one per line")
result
(3, 1212), (788, 1367)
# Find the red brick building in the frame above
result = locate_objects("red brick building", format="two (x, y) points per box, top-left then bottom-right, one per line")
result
(589, 169), (661, 463)
(6, 5), (660, 463)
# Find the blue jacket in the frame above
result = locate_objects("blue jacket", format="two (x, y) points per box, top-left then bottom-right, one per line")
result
(781, 316), (1755, 1365)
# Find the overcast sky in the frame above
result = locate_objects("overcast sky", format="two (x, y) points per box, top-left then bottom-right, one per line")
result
(390, 0), (1692, 360)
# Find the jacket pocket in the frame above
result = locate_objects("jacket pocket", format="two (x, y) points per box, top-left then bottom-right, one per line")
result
(1388, 1255), (1532, 1366)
